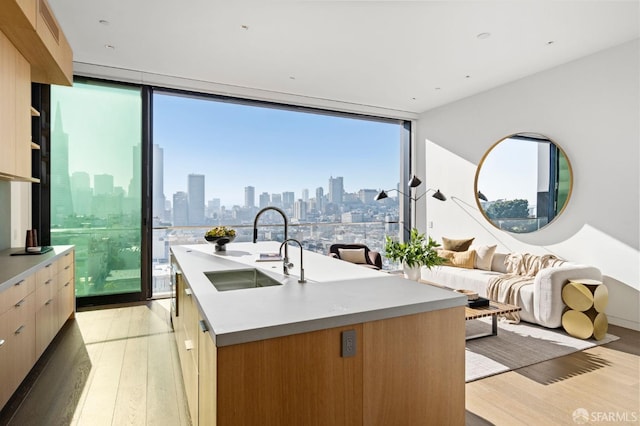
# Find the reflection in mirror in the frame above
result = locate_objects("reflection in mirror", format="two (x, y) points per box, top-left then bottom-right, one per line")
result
(474, 133), (572, 233)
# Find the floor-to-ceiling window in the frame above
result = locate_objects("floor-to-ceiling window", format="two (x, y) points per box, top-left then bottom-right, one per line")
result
(50, 80), (144, 304)
(150, 90), (408, 292)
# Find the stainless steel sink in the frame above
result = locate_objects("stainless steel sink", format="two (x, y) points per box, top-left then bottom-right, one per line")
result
(204, 268), (283, 291)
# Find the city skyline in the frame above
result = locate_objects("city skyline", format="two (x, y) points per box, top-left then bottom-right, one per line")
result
(153, 92), (402, 206)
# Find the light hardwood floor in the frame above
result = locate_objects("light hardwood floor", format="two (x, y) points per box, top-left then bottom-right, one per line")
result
(1, 301), (638, 425)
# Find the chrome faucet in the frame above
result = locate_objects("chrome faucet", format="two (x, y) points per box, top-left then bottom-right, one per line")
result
(253, 206), (289, 275)
(279, 239), (306, 283)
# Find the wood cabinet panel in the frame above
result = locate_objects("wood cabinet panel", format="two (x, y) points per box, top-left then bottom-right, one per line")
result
(5, 291), (36, 403)
(198, 320), (217, 426)
(14, 47), (30, 179)
(217, 324), (364, 426)
(0, 310), (10, 407)
(0, 274), (35, 315)
(363, 307), (466, 426)
(0, 29), (32, 180)
(15, 0), (37, 27)
(0, 31), (17, 177)
(0, 0), (73, 86)
(35, 288), (56, 358)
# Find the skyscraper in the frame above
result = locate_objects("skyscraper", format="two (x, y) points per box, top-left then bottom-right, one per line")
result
(294, 199), (307, 221)
(259, 192), (270, 208)
(70, 172), (92, 216)
(282, 191), (295, 209)
(316, 187), (324, 212)
(50, 104), (74, 226)
(173, 191), (189, 226)
(188, 174), (205, 225)
(153, 144), (167, 224)
(328, 176), (344, 204)
(302, 188), (309, 203)
(94, 174), (114, 195)
(244, 186), (255, 208)
(271, 193), (282, 207)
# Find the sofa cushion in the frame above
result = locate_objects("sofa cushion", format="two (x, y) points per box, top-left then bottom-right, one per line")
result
(474, 245), (497, 271)
(338, 248), (367, 264)
(442, 237), (474, 252)
(438, 249), (475, 269)
(491, 253), (508, 273)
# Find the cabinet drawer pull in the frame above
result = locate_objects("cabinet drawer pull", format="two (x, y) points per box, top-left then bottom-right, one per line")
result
(184, 288), (192, 296)
(199, 320), (209, 333)
(64, 282), (70, 287)
(14, 279), (25, 286)
(45, 279), (52, 285)
(184, 340), (194, 351)
(45, 298), (53, 306)
(14, 325), (25, 335)
(15, 298), (26, 308)
(65, 252), (70, 256)
(45, 263), (52, 268)
(64, 265), (70, 270)
(0, 339), (5, 347)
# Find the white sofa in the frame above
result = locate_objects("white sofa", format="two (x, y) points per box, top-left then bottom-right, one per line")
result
(420, 252), (602, 328)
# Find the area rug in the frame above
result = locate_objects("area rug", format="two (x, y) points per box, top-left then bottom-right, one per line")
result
(465, 318), (619, 382)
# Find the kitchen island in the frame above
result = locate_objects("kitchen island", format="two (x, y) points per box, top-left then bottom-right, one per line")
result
(171, 242), (466, 426)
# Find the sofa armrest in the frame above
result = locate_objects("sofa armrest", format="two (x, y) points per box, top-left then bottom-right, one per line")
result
(329, 253), (339, 260)
(534, 265), (602, 328)
(368, 251), (383, 270)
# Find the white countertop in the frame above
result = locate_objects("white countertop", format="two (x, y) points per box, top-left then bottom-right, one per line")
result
(172, 242), (466, 347)
(0, 245), (75, 293)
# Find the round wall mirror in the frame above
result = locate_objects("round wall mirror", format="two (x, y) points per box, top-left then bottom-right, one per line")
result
(474, 132), (572, 233)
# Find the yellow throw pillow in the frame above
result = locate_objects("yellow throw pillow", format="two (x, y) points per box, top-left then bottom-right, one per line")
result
(338, 248), (367, 264)
(442, 237), (475, 252)
(437, 249), (476, 269)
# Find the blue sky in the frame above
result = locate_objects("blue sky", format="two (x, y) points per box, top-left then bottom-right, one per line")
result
(153, 93), (402, 207)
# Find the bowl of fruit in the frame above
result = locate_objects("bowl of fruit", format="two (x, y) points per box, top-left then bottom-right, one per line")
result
(204, 226), (237, 251)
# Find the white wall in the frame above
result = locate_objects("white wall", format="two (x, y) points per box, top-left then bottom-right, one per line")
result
(415, 39), (640, 330)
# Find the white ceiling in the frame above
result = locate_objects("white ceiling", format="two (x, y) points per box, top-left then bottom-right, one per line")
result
(49, 0), (639, 116)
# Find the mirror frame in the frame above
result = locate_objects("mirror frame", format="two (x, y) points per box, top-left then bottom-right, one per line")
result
(474, 132), (573, 233)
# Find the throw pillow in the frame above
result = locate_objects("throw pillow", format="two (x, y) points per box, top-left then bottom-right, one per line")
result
(442, 237), (475, 252)
(338, 248), (367, 264)
(474, 245), (497, 270)
(437, 249), (476, 269)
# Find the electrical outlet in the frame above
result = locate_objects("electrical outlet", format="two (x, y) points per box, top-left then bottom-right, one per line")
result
(341, 329), (356, 357)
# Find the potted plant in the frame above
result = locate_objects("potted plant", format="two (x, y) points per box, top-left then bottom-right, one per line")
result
(384, 228), (446, 280)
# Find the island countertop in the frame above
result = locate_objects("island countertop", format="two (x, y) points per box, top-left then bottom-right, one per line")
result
(171, 242), (466, 347)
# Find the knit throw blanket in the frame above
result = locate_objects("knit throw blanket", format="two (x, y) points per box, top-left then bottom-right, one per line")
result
(487, 253), (566, 323)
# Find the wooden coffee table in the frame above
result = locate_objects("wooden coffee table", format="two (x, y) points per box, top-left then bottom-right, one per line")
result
(465, 301), (521, 340)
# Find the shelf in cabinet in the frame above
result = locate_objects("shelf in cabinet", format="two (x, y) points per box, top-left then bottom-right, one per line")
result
(30, 106), (40, 117)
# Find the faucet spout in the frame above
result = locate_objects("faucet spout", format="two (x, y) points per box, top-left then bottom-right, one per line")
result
(279, 239), (306, 283)
(253, 206), (289, 275)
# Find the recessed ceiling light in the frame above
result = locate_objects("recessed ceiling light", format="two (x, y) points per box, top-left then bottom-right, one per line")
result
(547, 40), (555, 45)
(99, 19), (109, 25)
(289, 76), (296, 80)
(104, 44), (115, 50)
(411, 97), (417, 101)
(476, 32), (491, 40)
(241, 25), (249, 30)
(435, 87), (441, 90)
(465, 75), (471, 79)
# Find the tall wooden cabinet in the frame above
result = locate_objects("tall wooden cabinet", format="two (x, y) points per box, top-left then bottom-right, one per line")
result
(0, 0), (72, 183)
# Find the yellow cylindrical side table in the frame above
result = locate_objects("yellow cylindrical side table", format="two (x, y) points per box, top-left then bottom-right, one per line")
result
(561, 279), (608, 340)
